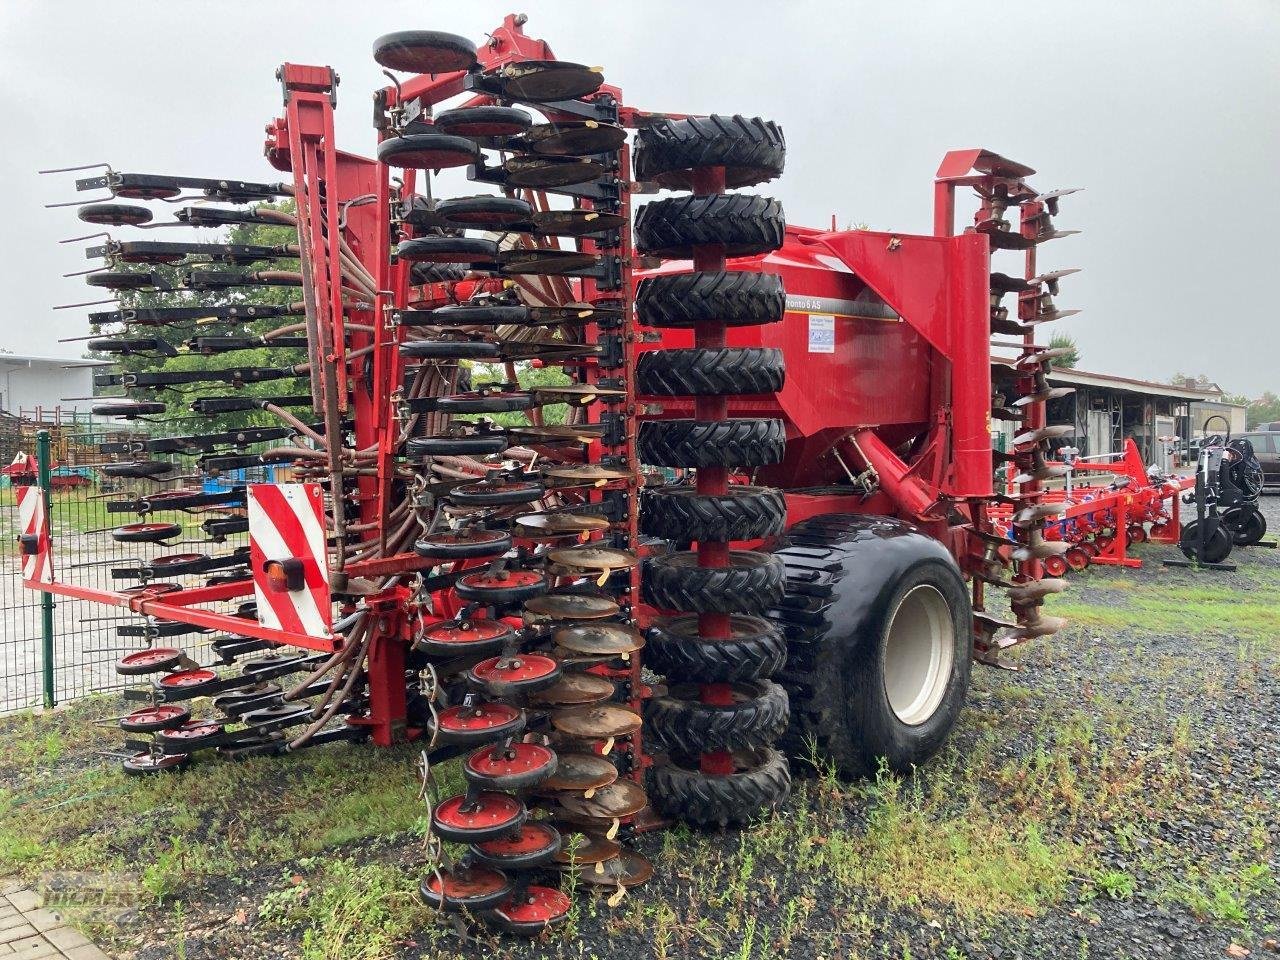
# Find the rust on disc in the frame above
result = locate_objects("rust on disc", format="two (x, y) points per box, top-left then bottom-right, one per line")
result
(523, 593), (619, 621)
(528, 672), (615, 706)
(556, 779), (648, 820)
(515, 512), (610, 536)
(551, 703), (642, 739)
(553, 623), (644, 656)
(541, 464), (633, 482)
(551, 831), (621, 867)
(573, 848), (654, 888)
(539, 752), (618, 792)
(546, 545), (638, 572)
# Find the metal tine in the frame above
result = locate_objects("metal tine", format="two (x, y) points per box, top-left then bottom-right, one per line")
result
(54, 297), (119, 310)
(40, 162), (115, 206)
(59, 230), (109, 245)
(39, 161), (111, 175)
(45, 195), (113, 209)
(63, 266), (105, 278)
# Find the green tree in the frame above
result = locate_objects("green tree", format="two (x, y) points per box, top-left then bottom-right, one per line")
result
(1244, 391), (1280, 428)
(94, 200), (308, 433)
(1047, 332), (1080, 368)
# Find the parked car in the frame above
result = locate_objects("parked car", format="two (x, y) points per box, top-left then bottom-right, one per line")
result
(1237, 431), (1280, 491)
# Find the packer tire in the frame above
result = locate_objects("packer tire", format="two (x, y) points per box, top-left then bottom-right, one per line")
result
(646, 614), (787, 683)
(634, 115), (785, 190)
(642, 550), (784, 615)
(636, 348), (784, 397)
(649, 747), (790, 827)
(638, 418), (785, 469)
(646, 680), (788, 755)
(635, 194), (785, 259)
(641, 485), (786, 542)
(636, 271), (784, 329)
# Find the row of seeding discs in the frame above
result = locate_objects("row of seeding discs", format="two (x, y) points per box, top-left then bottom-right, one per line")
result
(64, 173), (371, 768)
(371, 29), (650, 933)
(631, 117), (793, 824)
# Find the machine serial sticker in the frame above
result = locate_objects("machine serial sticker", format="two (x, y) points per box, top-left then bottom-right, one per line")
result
(808, 314), (835, 353)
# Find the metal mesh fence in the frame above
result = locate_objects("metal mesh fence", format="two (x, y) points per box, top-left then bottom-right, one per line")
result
(1, 420), (254, 713)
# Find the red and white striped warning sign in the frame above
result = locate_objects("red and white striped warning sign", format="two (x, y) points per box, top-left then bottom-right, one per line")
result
(15, 485), (53, 584)
(247, 483), (331, 638)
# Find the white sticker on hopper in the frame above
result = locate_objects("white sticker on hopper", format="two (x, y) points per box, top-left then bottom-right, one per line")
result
(808, 314), (835, 353)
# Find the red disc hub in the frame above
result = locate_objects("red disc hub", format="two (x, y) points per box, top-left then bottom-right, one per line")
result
(434, 792), (524, 832)
(423, 619), (513, 647)
(437, 701), (522, 734)
(465, 742), (557, 783)
(473, 822), (560, 859)
(158, 668), (218, 688)
(470, 653), (559, 686)
(459, 570), (545, 591)
(493, 885), (572, 929)
(118, 647), (182, 671)
(120, 704), (189, 730)
(162, 720), (224, 740)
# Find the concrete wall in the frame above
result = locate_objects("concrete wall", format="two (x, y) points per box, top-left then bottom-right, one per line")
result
(1189, 400), (1247, 436)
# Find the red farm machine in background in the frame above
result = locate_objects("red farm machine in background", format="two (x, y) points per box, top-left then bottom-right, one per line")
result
(20, 13), (1187, 936)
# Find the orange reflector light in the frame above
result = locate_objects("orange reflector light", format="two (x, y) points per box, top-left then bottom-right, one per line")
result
(264, 558), (305, 592)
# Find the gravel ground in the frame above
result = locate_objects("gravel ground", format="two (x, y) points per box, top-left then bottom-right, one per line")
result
(3, 498), (1278, 960)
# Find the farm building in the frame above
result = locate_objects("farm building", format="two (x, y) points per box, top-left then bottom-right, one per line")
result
(0, 353), (111, 419)
(993, 362), (1245, 466)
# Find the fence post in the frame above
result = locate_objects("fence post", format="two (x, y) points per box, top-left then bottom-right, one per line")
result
(36, 429), (55, 709)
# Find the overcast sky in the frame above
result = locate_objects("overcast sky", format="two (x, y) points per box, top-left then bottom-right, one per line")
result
(1, 1), (1276, 395)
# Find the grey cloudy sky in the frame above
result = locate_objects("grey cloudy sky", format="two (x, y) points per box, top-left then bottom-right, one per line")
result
(1, 1), (1276, 394)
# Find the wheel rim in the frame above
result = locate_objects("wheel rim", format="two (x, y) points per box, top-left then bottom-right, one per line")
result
(882, 584), (954, 727)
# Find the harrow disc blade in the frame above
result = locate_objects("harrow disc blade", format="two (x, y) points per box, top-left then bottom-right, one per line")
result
(570, 848), (654, 890)
(488, 60), (604, 103)
(1012, 424), (1075, 446)
(523, 593), (620, 622)
(553, 779), (648, 821)
(1005, 578), (1069, 604)
(550, 703), (642, 740)
(1011, 539), (1071, 562)
(1010, 615), (1068, 640)
(540, 752), (619, 793)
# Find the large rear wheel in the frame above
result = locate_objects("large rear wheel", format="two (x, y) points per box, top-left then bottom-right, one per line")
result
(771, 514), (972, 779)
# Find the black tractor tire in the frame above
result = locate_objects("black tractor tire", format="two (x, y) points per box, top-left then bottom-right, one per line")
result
(638, 418), (785, 469)
(635, 195), (785, 259)
(1179, 520), (1234, 563)
(641, 485), (786, 542)
(649, 747), (790, 827)
(410, 261), (466, 285)
(1221, 506), (1267, 547)
(636, 348), (785, 397)
(643, 550), (785, 615)
(646, 680), (788, 755)
(770, 514), (973, 780)
(636, 271), (784, 329)
(646, 614), (787, 683)
(634, 115), (785, 190)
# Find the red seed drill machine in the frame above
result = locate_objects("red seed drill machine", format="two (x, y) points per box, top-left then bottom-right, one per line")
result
(19, 13), (1183, 934)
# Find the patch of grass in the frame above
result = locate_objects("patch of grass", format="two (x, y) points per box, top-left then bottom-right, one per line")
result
(1165, 863), (1275, 927)
(260, 858), (430, 960)
(1090, 868), (1136, 901)
(1046, 575), (1280, 648)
